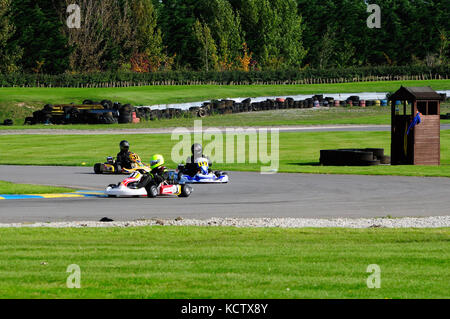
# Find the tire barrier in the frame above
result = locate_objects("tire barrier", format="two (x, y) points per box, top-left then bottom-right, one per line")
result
(24, 95), (392, 125)
(0, 119), (13, 126)
(320, 148), (390, 166)
(25, 100), (127, 125)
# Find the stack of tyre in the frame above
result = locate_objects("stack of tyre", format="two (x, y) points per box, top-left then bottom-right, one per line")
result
(128, 94), (391, 123)
(83, 99), (131, 124)
(0, 119), (13, 126)
(81, 100), (116, 124)
(320, 148), (390, 166)
(28, 104), (54, 124)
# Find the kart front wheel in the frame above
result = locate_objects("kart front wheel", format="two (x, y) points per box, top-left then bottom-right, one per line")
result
(214, 171), (227, 177)
(180, 184), (193, 198)
(146, 185), (158, 198)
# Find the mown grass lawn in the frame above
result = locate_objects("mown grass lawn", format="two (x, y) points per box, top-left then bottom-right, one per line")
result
(0, 227), (448, 299)
(0, 130), (449, 177)
(0, 180), (73, 195)
(0, 80), (448, 127)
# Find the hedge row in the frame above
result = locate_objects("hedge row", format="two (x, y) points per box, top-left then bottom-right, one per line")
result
(0, 65), (449, 87)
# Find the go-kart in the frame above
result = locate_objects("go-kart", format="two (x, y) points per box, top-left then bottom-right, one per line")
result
(94, 156), (151, 175)
(105, 170), (193, 198)
(176, 158), (229, 184)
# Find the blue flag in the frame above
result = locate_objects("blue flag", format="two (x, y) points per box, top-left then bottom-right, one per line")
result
(407, 112), (421, 135)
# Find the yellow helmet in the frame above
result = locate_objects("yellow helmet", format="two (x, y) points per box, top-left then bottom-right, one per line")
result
(150, 154), (164, 169)
(129, 152), (141, 163)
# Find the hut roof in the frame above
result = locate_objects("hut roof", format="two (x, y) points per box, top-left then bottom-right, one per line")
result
(389, 86), (442, 101)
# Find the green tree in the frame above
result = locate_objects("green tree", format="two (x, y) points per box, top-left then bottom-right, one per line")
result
(297, 0), (449, 67)
(10, 0), (70, 74)
(193, 19), (218, 71)
(0, 0), (22, 73)
(197, 0), (242, 70)
(130, 0), (163, 57)
(237, 0), (306, 69)
(159, 0), (199, 69)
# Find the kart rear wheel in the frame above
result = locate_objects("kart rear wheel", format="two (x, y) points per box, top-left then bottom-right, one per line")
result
(94, 163), (102, 174)
(146, 185), (158, 198)
(180, 184), (193, 197)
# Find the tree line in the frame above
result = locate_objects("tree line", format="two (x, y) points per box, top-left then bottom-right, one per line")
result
(0, 0), (448, 75)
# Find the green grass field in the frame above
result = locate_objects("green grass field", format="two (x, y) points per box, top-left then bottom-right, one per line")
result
(0, 130), (449, 177)
(1, 80), (449, 127)
(0, 227), (448, 298)
(0, 180), (73, 195)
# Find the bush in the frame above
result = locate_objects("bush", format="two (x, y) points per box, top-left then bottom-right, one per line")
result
(0, 65), (448, 87)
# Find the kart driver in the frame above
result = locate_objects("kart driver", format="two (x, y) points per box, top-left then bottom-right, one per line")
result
(184, 143), (211, 176)
(116, 140), (133, 169)
(116, 140), (145, 171)
(136, 154), (169, 188)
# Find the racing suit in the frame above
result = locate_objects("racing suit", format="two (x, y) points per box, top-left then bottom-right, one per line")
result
(136, 166), (169, 188)
(116, 150), (133, 169)
(184, 154), (211, 176)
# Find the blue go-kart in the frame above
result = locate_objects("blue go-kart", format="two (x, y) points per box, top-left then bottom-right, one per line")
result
(175, 159), (229, 184)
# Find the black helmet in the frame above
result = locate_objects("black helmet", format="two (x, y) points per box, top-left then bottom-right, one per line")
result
(120, 140), (130, 152)
(191, 143), (202, 158)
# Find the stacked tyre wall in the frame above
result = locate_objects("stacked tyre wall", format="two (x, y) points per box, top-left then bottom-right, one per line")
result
(26, 92), (445, 125)
(25, 100), (135, 125)
(320, 148), (391, 166)
(135, 95), (393, 121)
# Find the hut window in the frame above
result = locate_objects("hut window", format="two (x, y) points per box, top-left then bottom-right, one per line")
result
(428, 101), (438, 115)
(417, 101), (427, 115)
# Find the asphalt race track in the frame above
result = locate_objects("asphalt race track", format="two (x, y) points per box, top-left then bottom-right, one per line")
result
(0, 165), (449, 223)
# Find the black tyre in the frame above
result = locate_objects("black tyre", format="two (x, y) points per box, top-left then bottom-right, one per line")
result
(94, 163), (103, 174)
(146, 185), (159, 198)
(364, 148), (384, 160)
(214, 171), (227, 177)
(43, 104), (53, 111)
(101, 99), (113, 109)
(83, 100), (94, 105)
(118, 113), (132, 124)
(380, 155), (391, 164)
(24, 117), (35, 125)
(180, 184), (193, 198)
(360, 160), (381, 166)
(320, 149), (374, 166)
(121, 104), (133, 112)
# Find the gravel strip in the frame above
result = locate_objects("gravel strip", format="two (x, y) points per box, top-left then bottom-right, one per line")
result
(0, 216), (449, 228)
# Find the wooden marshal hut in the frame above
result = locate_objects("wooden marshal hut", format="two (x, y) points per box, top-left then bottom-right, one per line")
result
(389, 86), (441, 165)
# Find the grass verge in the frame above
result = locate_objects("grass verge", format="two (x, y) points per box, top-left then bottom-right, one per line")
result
(0, 227), (448, 298)
(0, 80), (448, 127)
(0, 130), (449, 177)
(0, 180), (73, 195)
